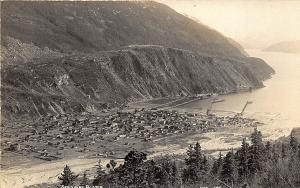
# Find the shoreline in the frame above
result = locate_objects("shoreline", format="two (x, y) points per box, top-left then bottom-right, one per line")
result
(1, 86), (298, 188)
(0, 115), (295, 188)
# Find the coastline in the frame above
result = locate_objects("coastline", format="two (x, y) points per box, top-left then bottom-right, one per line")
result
(0, 91), (273, 188)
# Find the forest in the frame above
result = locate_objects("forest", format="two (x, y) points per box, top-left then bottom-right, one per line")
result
(56, 128), (300, 188)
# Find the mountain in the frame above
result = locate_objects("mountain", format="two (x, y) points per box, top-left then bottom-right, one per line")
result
(264, 40), (300, 54)
(1, 1), (274, 119)
(226, 37), (249, 57)
(2, 1), (246, 58)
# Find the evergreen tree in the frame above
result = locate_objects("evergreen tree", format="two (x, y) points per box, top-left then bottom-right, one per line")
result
(96, 159), (106, 176)
(236, 138), (250, 181)
(211, 152), (223, 176)
(221, 151), (235, 185)
(153, 164), (170, 186)
(80, 171), (89, 186)
(156, 157), (180, 186)
(281, 143), (287, 158)
(124, 150), (147, 167)
(170, 161), (181, 186)
(93, 159), (106, 185)
(265, 141), (272, 159)
(289, 135), (298, 153)
(117, 150), (148, 187)
(183, 142), (207, 184)
(248, 128), (264, 174)
(250, 128), (263, 148)
(58, 165), (78, 186)
(185, 142), (203, 167)
(144, 160), (158, 187)
(272, 144), (280, 162)
(202, 155), (209, 172)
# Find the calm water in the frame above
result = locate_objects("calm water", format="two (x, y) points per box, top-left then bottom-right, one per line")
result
(180, 49), (300, 138)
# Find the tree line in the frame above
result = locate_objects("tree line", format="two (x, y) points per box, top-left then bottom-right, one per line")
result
(58, 128), (300, 187)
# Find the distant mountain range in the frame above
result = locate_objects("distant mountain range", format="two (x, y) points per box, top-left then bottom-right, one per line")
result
(264, 40), (300, 54)
(1, 1), (274, 119)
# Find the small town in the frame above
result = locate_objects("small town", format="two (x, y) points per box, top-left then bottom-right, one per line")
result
(1, 108), (262, 161)
(1, 1), (300, 187)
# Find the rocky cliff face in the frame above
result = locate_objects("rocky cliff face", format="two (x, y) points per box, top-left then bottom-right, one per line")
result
(1, 1), (274, 119)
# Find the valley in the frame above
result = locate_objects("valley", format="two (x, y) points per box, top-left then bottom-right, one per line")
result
(2, 1), (297, 188)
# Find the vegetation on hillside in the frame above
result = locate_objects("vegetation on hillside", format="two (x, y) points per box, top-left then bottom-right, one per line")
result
(2, 1), (246, 58)
(55, 128), (300, 188)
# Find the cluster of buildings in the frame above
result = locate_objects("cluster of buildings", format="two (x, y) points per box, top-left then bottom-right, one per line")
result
(1, 109), (262, 160)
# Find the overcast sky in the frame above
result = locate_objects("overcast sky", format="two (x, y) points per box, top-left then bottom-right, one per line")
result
(156, 0), (300, 49)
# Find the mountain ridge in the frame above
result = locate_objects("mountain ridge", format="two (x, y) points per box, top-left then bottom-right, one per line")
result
(2, 1), (247, 58)
(1, 43), (273, 119)
(1, 1), (274, 119)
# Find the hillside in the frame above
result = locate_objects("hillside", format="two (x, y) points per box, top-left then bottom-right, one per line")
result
(1, 44), (273, 119)
(264, 40), (300, 54)
(2, 1), (246, 58)
(1, 1), (274, 119)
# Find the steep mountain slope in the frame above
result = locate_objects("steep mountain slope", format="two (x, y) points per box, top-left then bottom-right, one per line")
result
(2, 1), (245, 58)
(1, 44), (273, 119)
(1, 1), (274, 119)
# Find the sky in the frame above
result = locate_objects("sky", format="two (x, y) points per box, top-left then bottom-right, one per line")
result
(156, 0), (300, 49)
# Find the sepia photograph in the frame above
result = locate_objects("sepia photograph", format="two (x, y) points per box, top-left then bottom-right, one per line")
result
(0, 0), (300, 187)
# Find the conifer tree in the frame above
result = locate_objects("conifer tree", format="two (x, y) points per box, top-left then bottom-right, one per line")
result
(202, 155), (209, 172)
(124, 150), (147, 167)
(183, 142), (207, 183)
(250, 128), (263, 148)
(272, 144), (280, 162)
(171, 161), (181, 186)
(185, 142), (203, 167)
(265, 141), (272, 159)
(289, 135), (298, 153)
(236, 138), (250, 181)
(96, 159), (106, 176)
(221, 151), (235, 185)
(80, 171), (89, 186)
(248, 128), (264, 174)
(211, 152), (223, 176)
(93, 159), (106, 185)
(281, 143), (287, 158)
(58, 165), (78, 186)
(118, 150), (148, 187)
